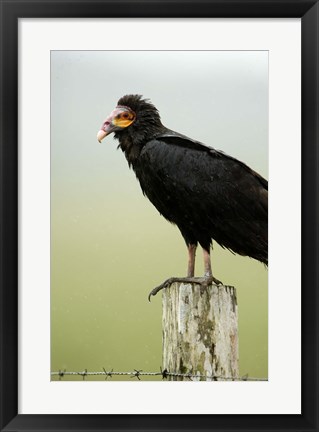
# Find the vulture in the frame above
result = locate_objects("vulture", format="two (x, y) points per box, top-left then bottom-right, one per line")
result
(97, 95), (268, 299)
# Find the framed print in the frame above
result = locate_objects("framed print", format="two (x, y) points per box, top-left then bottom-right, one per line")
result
(50, 49), (268, 385)
(0, 1), (318, 431)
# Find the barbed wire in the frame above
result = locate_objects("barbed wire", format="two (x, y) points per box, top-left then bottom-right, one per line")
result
(51, 368), (267, 381)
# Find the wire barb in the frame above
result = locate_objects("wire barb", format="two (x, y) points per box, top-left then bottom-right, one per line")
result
(102, 367), (113, 380)
(160, 367), (168, 380)
(131, 369), (142, 380)
(78, 369), (87, 380)
(58, 369), (66, 381)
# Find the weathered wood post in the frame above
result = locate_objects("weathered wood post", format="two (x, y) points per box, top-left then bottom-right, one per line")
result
(162, 283), (238, 381)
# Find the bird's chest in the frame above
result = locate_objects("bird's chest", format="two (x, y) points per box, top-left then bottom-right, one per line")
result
(135, 159), (176, 205)
(133, 142), (194, 220)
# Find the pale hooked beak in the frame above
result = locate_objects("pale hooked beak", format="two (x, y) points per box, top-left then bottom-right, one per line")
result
(97, 107), (127, 143)
(97, 116), (117, 143)
(97, 130), (108, 143)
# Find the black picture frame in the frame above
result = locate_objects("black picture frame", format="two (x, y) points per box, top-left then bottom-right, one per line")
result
(1, 1), (318, 431)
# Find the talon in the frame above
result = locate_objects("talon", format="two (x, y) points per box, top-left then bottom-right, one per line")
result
(202, 275), (223, 286)
(148, 279), (172, 301)
(213, 277), (223, 285)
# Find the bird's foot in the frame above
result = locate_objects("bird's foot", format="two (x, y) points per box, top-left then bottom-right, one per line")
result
(203, 275), (223, 286)
(148, 275), (223, 302)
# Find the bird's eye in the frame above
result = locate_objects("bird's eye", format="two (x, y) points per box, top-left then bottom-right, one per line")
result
(112, 109), (135, 127)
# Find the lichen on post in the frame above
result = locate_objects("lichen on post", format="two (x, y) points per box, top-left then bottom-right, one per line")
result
(162, 283), (238, 381)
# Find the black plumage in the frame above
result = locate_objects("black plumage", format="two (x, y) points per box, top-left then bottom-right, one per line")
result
(97, 95), (268, 290)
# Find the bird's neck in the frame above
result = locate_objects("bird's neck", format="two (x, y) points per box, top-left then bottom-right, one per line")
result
(117, 133), (142, 168)
(116, 125), (167, 168)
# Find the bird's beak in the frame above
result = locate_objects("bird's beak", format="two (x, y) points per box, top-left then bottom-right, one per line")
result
(97, 129), (109, 143)
(97, 107), (127, 143)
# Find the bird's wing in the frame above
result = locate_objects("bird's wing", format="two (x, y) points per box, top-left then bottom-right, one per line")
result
(138, 132), (268, 262)
(155, 130), (268, 191)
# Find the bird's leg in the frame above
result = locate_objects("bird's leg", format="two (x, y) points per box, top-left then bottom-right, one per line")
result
(148, 245), (223, 301)
(203, 248), (212, 277)
(148, 244), (197, 301)
(202, 248), (223, 285)
(187, 244), (197, 277)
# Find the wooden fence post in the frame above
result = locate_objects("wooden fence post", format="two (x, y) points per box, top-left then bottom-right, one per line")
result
(162, 282), (238, 381)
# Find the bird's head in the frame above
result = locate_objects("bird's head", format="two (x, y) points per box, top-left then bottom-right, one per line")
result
(97, 95), (163, 143)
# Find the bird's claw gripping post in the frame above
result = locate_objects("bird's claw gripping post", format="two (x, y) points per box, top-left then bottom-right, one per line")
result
(148, 276), (223, 302)
(148, 278), (174, 302)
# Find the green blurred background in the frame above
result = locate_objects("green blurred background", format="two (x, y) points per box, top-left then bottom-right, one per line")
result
(51, 51), (268, 380)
